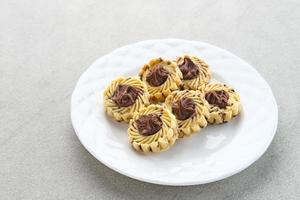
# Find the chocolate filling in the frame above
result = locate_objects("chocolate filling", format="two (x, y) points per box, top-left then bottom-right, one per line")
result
(136, 114), (163, 136)
(146, 65), (169, 87)
(172, 97), (196, 120)
(205, 90), (229, 109)
(111, 84), (142, 107)
(178, 58), (199, 80)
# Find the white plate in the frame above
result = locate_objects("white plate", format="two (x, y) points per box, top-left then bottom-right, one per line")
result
(71, 39), (278, 185)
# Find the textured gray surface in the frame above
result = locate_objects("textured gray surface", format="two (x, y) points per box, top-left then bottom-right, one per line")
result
(1, 0), (299, 199)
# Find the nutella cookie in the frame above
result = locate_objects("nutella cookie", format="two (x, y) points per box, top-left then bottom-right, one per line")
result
(103, 76), (150, 122)
(176, 55), (211, 90)
(164, 90), (209, 138)
(204, 82), (241, 124)
(139, 58), (182, 102)
(128, 104), (178, 153)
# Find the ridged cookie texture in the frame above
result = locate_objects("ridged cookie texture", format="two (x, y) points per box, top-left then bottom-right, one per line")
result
(103, 76), (150, 123)
(164, 90), (209, 138)
(176, 55), (211, 91)
(128, 104), (178, 153)
(204, 82), (241, 124)
(139, 58), (182, 102)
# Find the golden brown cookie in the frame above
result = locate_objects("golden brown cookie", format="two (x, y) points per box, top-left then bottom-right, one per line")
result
(164, 90), (209, 138)
(139, 58), (182, 102)
(204, 82), (241, 124)
(103, 76), (150, 123)
(128, 104), (178, 153)
(176, 55), (211, 91)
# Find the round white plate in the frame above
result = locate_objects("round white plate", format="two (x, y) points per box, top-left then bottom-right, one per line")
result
(71, 39), (278, 185)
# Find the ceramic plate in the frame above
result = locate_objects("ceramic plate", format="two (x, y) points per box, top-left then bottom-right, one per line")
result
(71, 39), (278, 185)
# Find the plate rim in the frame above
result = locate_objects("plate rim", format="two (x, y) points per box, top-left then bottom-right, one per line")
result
(71, 38), (278, 186)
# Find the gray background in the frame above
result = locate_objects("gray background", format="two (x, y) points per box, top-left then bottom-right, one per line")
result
(1, 0), (299, 199)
